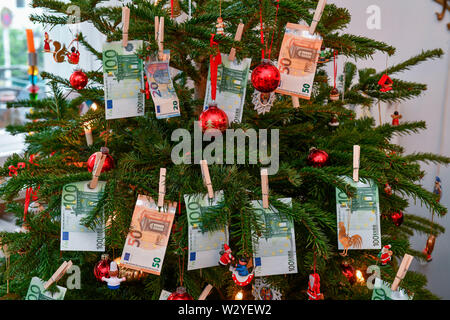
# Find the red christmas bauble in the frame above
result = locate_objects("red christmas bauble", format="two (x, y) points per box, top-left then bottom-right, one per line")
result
(384, 183), (392, 195)
(94, 254), (111, 281)
(251, 60), (281, 93)
(307, 148), (329, 168)
(70, 70), (88, 90)
(167, 287), (193, 300)
(391, 211), (404, 227)
(199, 104), (228, 132)
(87, 148), (115, 173)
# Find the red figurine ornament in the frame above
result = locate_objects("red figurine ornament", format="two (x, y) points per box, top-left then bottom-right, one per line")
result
(378, 74), (393, 92)
(43, 32), (52, 52)
(391, 211), (404, 227)
(219, 244), (235, 266)
(378, 244), (393, 266)
(391, 111), (402, 126)
(307, 273), (324, 300)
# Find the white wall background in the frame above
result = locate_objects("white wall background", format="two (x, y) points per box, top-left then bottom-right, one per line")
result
(39, 0), (450, 298)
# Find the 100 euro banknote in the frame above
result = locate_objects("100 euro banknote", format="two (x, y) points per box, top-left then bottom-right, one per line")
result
(121, 195), (176, 275)
(60, 181), (105, 252)
(184, 191), (228, 270)
(145, 50), (181, 119)
(336, 176), (381, 250)
(251, 198), (298, 277)
(203, 54), (251, 124)
(103, 40), (145, 120)
(372, 277), (413, 300)
(25, 277), (67, 300)
(276, 23), (323, 100)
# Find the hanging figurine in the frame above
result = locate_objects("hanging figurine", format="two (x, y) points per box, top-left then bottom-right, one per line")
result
(67, 46), (80, 64)
(423, 235), (436, 262)
(216, 17), (225, 35)
(307, 273), (324, 300)
(328, 114), (340, 130)
(391, 111), (402, 126)
(101, 261), (126, 290)
(219, 244), (235, 266)
(43, 32), (52, 52)
(433, 176), (442, 202)
(378, 244), (393, 266)
(229, 256), (255, 286)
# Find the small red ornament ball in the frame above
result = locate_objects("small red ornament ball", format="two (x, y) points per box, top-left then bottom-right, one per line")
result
(167, 287), (193, 300)
(87, 148), (115, 173)
(199, 104), (228, 132)
(340, 261), (355, 284)
(391, 211), (404, 227)
(70, 70), (88, 90)
(251, 60), (281, 93)
(94, 254), (111, 281)
(307, 148), (329, 168)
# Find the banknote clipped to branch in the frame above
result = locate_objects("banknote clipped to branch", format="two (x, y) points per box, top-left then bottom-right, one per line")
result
(144, 50), (181, 119)
(251, 198), (298, 277)
(184, 191), (228, 270)
(372, 278), (413, 300)
(60, 181), (106, 251)
(25, 277), (67, 300)
(276, 23), (323, 101)
(120, 195), (176, 275)
(102, 41), (145, 120)
(203, 54), (251, 124)
(335, 176), (382, 255)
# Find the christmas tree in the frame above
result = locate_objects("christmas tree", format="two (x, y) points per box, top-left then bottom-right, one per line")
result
(0, 0), (448, 300)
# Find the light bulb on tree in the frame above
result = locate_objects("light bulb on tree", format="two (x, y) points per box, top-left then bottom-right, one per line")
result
(83, 102), (97, 146)
(235, 291), (243, 300)
(356, 270), (364, 284)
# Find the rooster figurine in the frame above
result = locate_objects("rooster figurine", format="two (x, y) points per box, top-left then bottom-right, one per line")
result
(338, 222), (362, 256)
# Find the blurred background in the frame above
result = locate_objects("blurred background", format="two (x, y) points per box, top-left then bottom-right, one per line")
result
(0, 0), (449, 298)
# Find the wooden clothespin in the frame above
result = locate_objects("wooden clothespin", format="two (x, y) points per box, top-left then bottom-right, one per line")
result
(228, 23), (244, 61)
(292, 96), (300, 109)
(158, 168), (166, 208)
(391, 254), (413, 291)
(200, 160), (214, 199)
(122, 6), (130, 48)
(155, 16), (165, 61)
(309, 0), (327, 35)
(43, 260), (73, 289)
(89, 148), (107, 189)
(198, 284), (213, 300)
(353, 145), (360, 182)
(261, 168), (269, 209)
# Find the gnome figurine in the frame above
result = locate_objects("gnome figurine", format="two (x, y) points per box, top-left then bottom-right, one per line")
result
(378, 244), (393, 266)
(101, 261), (126, 290)
(219, 244), (235, 266)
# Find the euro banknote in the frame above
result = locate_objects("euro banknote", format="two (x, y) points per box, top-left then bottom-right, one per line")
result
(25, 277), (66, 300)
(121, 195), (176, 275)
(184, 191), (227, 270)
(60, 181), (105, 251)
(203, 53), (251, 123)
(276, 23), (323, 100)
(103, 40), (145, 120)
(336, 176), (381, 250)
(372, 277), (413, 300)
(251, 198), (298, 277)
(144, 50), (181, 119)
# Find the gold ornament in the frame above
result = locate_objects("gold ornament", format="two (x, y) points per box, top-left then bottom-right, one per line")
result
(114, 257), (147, 281)
(424, 235), (436, 261)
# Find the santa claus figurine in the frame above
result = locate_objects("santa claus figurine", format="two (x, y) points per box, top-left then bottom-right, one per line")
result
(378, 244), (393, 266)
(101, 261), (126, 290)
(43, 32), (52, 52)
(307, 273), (324, 300)
(67, 46), (80, 65)
(219, 244), (235, 266)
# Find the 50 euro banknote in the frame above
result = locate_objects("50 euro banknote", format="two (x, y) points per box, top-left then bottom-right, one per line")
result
(120, 195), (176, 275)
(276, 23), (323, 100)
(103, 40), (145, 120)
(251, 198), (298, 277)
(60, 181), (105, 252)
(145, 50), (181, 119)
(184, 191), (228, 270)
